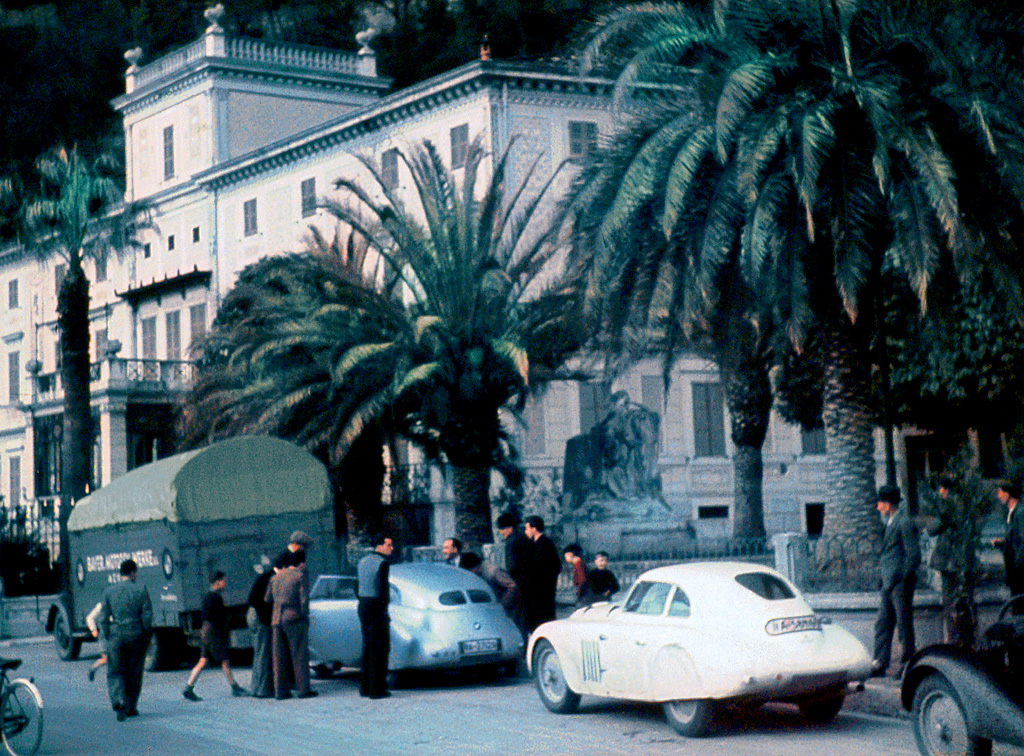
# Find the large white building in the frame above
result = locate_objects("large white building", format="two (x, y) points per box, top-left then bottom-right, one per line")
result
(0, 14), (899, 555)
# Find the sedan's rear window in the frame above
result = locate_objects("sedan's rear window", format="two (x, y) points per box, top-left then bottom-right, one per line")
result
(467, 589), (492, 604)
(735, 572), (795, 600)
(438, 590), (468, 606)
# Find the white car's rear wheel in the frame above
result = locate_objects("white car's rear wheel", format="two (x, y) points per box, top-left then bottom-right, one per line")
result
(912, 674), (992, 756)
(532, 639), (580, 714)
(663, 699), (715, 737)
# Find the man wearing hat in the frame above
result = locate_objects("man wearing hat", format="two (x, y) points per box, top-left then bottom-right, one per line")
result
(288, 531), (314, 555)
(993, 480), (1024, 599)
(870, 484), (920, 678)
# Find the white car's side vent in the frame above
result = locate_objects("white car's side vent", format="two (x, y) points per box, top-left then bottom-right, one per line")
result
(581, 639), (602, 682)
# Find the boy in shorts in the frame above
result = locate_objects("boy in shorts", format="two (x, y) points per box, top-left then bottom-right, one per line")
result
(183, 571), (249, 700)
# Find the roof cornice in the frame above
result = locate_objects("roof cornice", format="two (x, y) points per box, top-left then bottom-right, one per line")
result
(196, 60), (615, 190)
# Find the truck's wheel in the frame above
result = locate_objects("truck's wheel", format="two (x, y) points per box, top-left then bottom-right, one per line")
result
(145, 629), (181, 671)
(912, 673), (992, 756)
(53, 607), (81, 661)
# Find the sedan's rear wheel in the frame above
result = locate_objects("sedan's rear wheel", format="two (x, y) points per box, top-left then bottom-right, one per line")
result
(912, 674), (992, 756)
(532, 639), (580, 714)
(663, 699), (715, 738)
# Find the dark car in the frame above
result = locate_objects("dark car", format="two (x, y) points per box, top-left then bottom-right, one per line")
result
(901, 596), (1024, 756)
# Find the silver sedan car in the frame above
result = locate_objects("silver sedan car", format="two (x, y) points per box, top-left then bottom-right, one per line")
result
(308, 562), (524, 677)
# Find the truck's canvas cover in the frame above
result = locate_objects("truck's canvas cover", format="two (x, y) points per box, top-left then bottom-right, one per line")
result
(68, 436), (331, 531)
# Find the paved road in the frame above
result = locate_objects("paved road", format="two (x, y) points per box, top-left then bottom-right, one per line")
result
(2, 639), (1008, 756)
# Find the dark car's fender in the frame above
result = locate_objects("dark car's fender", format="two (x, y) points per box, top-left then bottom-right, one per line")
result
(901, 645), (1024, 747)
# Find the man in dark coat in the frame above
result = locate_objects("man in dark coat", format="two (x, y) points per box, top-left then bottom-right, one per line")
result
(99, 559), (153, 721)
(357, 534), (394, 699)
(993, 479), (1024, 599)
(524, 515), (562, 632)
(246, 555), (276, 698)
(497, 511), (530, 635)
(870, 485), (920, 678)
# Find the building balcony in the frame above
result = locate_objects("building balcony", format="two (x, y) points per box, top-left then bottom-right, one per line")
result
(32, 358), (197, 406)
(123, 25), (377, 96)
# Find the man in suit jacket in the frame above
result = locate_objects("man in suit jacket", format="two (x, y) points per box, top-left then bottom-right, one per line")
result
(99, 559), (153, 721)
(992, 480), (1024, 599)
(266, 550), (316, 699)
(870, 485), (921, 678)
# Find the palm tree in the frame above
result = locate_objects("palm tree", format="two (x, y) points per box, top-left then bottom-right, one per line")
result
(570, 105), (774, 540)
(183, 137), (586, 545)
(179, 228), (394, 540)
(23, 146), (134, 586)
(579, 0), (1024, 540)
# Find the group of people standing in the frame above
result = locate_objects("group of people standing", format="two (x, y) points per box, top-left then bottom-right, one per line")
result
(869, 476), (1024, 679)
(448, 511), (621, 640)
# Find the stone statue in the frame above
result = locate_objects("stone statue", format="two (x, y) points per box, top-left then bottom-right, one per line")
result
(563, 391), (662, 511)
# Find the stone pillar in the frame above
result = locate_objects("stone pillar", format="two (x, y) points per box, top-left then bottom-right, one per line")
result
(98, 398), (129, 486)
(772, 532), (809, 589)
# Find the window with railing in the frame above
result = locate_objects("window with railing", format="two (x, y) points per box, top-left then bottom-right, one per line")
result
(165, 310), (181, 361)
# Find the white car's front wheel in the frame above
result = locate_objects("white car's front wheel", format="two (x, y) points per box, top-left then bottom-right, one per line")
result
(663, 699), (715, 737)
(532, 639), (580, 714)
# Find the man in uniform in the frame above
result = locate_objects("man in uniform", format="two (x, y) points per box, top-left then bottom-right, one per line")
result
(357, 534), (394, 699)
(99, 559), (153, 721)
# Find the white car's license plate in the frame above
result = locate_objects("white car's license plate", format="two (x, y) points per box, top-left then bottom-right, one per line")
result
(460, 638), (500, 655)
(765, 615), (824, 635)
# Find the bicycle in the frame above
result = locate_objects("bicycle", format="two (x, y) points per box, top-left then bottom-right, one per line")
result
(0, 658), (43, 756)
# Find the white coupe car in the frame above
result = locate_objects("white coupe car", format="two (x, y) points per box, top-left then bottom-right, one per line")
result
(527, 561), (872, 737)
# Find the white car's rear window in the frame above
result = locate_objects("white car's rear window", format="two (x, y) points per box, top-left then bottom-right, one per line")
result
(735, 572), (795, 600)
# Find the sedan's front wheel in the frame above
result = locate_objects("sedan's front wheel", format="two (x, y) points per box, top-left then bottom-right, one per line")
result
(663, 699), (715, 737)
(912, 673), (992, 756)
(532, 639), (580, 714)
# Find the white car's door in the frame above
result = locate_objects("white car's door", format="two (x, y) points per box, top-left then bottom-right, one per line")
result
(598, 580), (675, 697)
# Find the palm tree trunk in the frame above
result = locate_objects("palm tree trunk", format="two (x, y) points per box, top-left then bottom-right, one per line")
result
(338, 428), (386, 543)
(451, 465), (493, 547)
(723, 359), (770, 541)
(57, 266), (92, 593)
(820, 319), (880, 543)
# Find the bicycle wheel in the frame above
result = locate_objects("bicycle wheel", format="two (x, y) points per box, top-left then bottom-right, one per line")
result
(2, 679), (43, 756)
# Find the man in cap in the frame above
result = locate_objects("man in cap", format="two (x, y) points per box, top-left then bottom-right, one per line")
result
(99, 559), (153, 721)
(288, 531), (314, 555)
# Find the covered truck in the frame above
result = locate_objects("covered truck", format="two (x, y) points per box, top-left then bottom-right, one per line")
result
(47, 435), (339, 669)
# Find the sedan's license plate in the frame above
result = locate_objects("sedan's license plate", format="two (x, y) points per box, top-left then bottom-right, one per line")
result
(460, 638), (500, 655)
